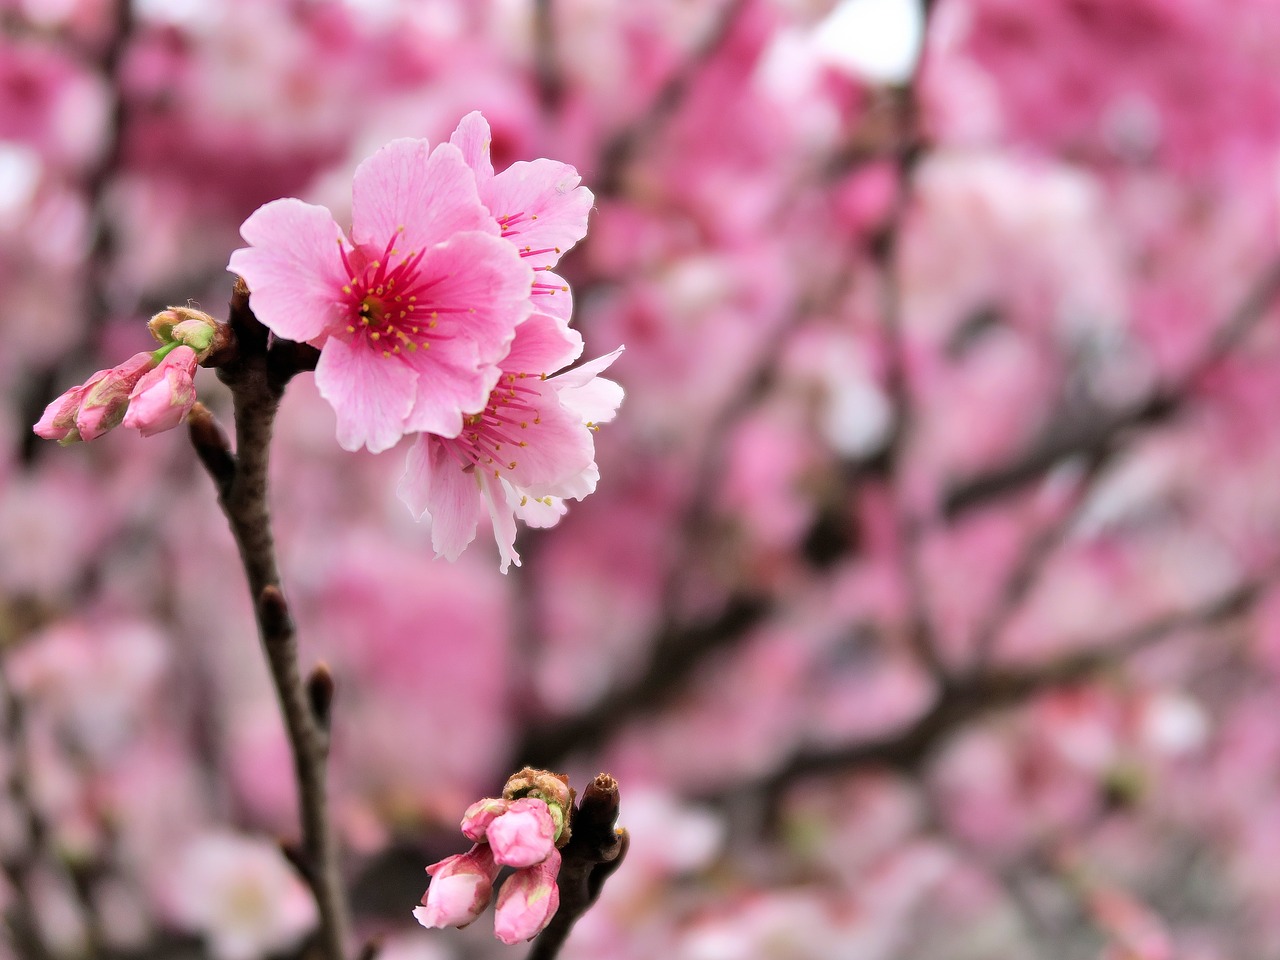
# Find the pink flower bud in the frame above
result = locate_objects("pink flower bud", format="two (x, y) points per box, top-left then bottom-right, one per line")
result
(461, 798), (509, 842)
(33, 378), (99, 443)
(486, 798), (557, 868)
(122, 346), (199, 437)
(493, 846), (561, 944)
(413, 843), (500, 931)
(73, 352), (156, 441)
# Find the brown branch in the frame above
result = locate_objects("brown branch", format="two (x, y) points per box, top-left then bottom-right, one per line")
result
(943, 256), (1280, 519)
(528, 774), (629, 960)
(190, 281), (349, 960)
(706, 575), (1268, 803)
(532, 0), (562, 112)
(511, 595), (769, 769)
(595, 0), (748, 195)
(966, 450), (1111, 672)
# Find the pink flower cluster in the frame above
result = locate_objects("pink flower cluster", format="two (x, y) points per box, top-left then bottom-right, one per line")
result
(414, 795), (565, 944)
(229, 112), (622, 572)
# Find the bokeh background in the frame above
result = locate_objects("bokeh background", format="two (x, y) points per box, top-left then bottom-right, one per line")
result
(5, 0), (1280, 957)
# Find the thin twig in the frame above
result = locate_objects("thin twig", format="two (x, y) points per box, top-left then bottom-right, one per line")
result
(532, 0), (562, 112)
(528, 774), (629, 960)
(942, 256), (1280, 518)
(704, 574), (1270, 803)
(595, 0), (748, 195)
(190, 281), (349, 960)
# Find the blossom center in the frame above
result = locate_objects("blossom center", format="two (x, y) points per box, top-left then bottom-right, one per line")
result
(335, 227), (471, 360)
(443, 370), (545, 479)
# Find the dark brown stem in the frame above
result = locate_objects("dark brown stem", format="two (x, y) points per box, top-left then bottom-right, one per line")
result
(190, 282), (349, 960)
(533, 0), (562, 112)
(528, 774), (629, 960)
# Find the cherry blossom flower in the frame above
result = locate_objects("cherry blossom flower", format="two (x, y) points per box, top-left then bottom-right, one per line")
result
(164, 832), (317, 960)
(397, 313), (623, 572)
(228, 136), (534, 453)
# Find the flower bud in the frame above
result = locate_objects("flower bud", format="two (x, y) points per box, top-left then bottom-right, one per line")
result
(75, 352), (155, 441)
(486, 798), (556, 868)
(502, 767), (573, 845)
(493, 847), (561, 944)
(148, 307), (227, 362)
(413, 843), (501, 931)
(34, 379), (99, 443)
(461, 798), (509, 842)
(123, 346), (199, 437)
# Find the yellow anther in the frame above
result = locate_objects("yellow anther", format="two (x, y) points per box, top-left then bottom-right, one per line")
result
(342, 285), (352, 294)
(370, 332), (380, 340)
(382, 350), (391, 358)
(346, 325), (356, 333)
(520, 496), (528, 506)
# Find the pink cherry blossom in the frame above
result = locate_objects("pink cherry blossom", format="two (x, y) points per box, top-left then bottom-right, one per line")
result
(227, 136), (534, 453)
(413, 843), (501, 931)
(484, 798), (557, 869)
(492, 846), (561, 944)
(397, 313), (623, 572)
(122, 345), (199, 437)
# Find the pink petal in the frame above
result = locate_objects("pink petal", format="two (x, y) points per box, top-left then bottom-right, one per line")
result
(500, 313), (583, 376)
(514, 495), (567, 529)
(498, 380), (595, 494)
(398, 436), (486, 561)
(228, 198), (350, 343)
(553, 347), (625, 425)
(351, 139), (496, 257)
(448, 111), (495, 182)
(314, 337), (416, 453)
(478, 472), (521, 574)
(531, 270), (574, 324)
(485, 159), (594, 269)
(400, 232), (533, 437)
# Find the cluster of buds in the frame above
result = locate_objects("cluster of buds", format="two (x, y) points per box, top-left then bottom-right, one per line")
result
(415, 768), (573, 944)
(34, 307), (227, 444)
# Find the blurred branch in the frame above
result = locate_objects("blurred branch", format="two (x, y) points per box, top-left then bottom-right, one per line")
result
(710, 574), (1269, 803)
(528, 774), (629, 960)
(966, 451), (1111, 673)
(512, 595), (770, 769)
(596, 0), (748, 195)
(533, 0), (562, 112)
(189, 279), (350, 960)
(942, 256), (1280, 519)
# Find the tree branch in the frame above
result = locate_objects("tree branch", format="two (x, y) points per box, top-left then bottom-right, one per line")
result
(190, 280), (349, 960)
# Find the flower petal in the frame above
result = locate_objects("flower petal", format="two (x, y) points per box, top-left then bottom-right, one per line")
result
(500, 313), (583, 376)
(485, 159), (594, 269)
(553, 347), (625, 425)
(228, 198), (349, 343)
(479, 472), (521, 573)
(314, 336), (416, 453)
(448, 110), (495, 182)
(351, 139), (496, 256)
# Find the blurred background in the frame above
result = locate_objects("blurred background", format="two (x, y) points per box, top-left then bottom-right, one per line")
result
(4, 0), (1280, 957)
